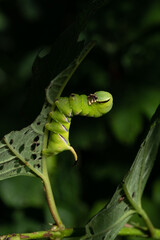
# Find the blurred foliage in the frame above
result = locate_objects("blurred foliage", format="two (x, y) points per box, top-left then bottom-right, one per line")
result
(0, 0), (159, 236)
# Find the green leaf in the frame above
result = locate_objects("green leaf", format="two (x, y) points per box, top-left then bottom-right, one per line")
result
(123, 105), (160, 206)
(0, 42), (94, 181)
(83, 186), (135, 240)
(0, 122), (44, 181)
(83, 105), (160, 240)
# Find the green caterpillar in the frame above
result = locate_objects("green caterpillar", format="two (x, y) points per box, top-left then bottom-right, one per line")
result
(43, 91), (113, 161)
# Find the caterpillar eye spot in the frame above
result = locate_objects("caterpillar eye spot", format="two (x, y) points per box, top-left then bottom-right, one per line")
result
(70, 93), (75, 98)
(98, 98), (110, 103)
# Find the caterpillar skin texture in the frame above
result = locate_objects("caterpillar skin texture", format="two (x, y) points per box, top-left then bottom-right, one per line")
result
(44, 91), (113, 161)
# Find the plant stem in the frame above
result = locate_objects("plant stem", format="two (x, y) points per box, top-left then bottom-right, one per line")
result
(122, 182), (155, 238)
(0, 228), (86, 240)
(42, 155), (65, 229)
(139, 208), (155, 238)
(119, 226), (160, 238)
(41, 122), (64, 229)
(1, 226), (160, 240)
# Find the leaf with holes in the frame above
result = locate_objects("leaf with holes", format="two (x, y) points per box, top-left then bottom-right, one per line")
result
(0, 112), (46, 180)
(83, 105), (160, 240)
(82, 185), (135, 240)
(0, 42), (94, 181)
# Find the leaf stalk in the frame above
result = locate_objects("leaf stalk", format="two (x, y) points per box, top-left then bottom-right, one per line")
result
(0, 228), (85, 240)
(1, 226), (160, 240)
(122, 182), (155, 238)
(42, 156), (65, 229)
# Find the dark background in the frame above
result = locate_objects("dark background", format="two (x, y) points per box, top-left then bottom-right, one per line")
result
(0, 0), (160, 235)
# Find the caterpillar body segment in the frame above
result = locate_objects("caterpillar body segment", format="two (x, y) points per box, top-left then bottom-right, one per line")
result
(69, 94), (84, 116)
(43, 91), (113, 161)
(44, 109), (73, 158)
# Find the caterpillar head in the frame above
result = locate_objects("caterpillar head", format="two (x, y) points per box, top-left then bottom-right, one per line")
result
(88, 91), (113, 114)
